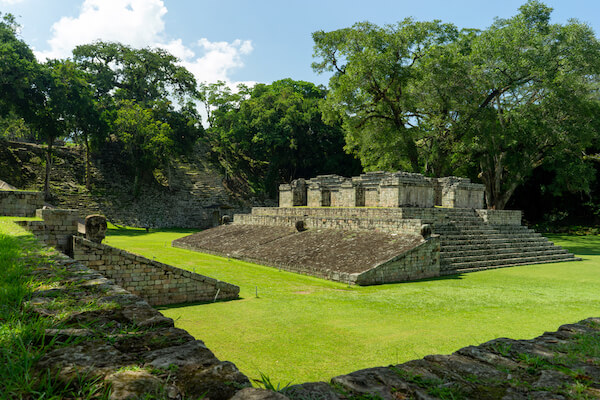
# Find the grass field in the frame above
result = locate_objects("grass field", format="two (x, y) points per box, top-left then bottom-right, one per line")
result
(102, 225), (600, 386)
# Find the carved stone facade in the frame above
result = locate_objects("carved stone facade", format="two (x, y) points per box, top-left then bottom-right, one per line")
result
(279, 172), (486, 209)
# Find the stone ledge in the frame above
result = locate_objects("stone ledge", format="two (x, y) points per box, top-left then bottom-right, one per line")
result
(234, 318), (600, 400)
(27, 251), (250, 400)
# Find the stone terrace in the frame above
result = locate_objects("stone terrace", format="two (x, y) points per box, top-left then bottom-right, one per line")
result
(238, 206), (579, 276)
(173, 225), (439, 285)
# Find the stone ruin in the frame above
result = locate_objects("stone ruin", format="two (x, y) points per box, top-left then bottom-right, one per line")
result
(177, 170), (579, 286)
(279, 171), (484, 209)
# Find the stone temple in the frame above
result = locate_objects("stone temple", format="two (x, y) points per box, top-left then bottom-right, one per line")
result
(174, 172), (579, 285)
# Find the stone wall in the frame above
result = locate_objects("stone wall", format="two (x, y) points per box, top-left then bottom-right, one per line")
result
(280, 172), (487, 209)
(476, 209), (522, 225)
(438, 177), (485, 209)
(16, 208), (79, 253)
(26, 250), (249, 400)
(379, 173), (435, 208)
(355, 237), (440, 285)
(234, 213), (423, 235)
(72, 236), (239, 306)
(0, 190), (44, 217)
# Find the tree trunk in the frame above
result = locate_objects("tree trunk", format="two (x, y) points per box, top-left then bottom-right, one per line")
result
(85, 135), (91, 190)
(44, 139), (53, 201)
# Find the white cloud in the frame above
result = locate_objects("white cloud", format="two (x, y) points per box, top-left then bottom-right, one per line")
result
(182, 38), (254, 84)
(35, 0), (254, 90)
(36, 0), (167, 60)
(0, 0), (25, 4)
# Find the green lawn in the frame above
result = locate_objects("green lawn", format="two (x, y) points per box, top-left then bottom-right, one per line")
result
(102, 227), (600, 386)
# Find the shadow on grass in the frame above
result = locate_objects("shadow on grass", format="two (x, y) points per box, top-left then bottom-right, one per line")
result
(155, 297), (244, 311)
(107, 227), (199, 237)
(545, 234), (600, 256)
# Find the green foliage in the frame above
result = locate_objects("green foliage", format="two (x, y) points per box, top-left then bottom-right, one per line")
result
(72, 41), (197, 107)
(253, 371), (292, 392)
(313, 19), (459, 174)
(313, 1), (600, 209)
(0, 13), (42, 124)
(200, 79), (360, 195)
(113, 100), (174, 195)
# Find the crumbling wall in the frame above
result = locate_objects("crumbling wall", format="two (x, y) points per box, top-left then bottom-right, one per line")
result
(72, 236), (239, 306)
(16, 208), (79, 253)
(0, 190), (44, 217)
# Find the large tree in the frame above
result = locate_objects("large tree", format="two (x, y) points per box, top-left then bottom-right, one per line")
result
(458, 1), (600, 209)
(201, 79), (360, 195)
(72, 41), (197, 107)
(73, 41), (203, 189)
(312, 19), (459, 173)
(113, 100), (173, 195)
(0, 13), (42, 126)
(313, 1), (600, 209)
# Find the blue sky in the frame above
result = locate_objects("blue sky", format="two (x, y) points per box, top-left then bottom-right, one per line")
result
(2, 0), (599, 87)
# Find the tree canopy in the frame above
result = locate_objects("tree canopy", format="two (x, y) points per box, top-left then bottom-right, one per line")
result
(200, 79), (360, 195)
(313, 0), (600, 209)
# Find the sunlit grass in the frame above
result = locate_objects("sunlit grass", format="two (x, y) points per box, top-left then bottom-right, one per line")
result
(101, 226), (600, 385)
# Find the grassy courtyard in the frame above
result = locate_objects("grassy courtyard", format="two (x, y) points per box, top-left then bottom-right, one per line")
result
(103, 225), (600, 386)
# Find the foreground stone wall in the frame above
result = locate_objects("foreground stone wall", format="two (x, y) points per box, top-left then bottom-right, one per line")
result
(72, 236), (239, 306)
(0, 190), (44, 216)
(27, 250), (249, 400)
(16, 208), (79, 253)
(234, 318), (600, 400)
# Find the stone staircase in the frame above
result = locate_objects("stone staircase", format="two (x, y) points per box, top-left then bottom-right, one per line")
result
(434, 209), (580, 274)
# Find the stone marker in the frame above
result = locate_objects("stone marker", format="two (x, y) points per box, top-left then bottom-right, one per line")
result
(85, 214), (107, 243)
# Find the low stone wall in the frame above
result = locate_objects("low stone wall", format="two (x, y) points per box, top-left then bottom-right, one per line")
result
(234, 213), (423, 235)
(16, 208), (79, 253)
(476, 209), (522, 225)
(26, 250), (249, 400)
(234, 318), (600, 400)
(355, 237), (440, 285)
(0, 190), (44, 216)
(72, 236), (239, 306)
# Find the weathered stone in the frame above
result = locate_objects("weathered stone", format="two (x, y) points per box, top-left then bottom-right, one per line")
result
(283, 382), (340, 400)
(230, 388), (289, 400)
(105, 370), (176, 400)
(533, 370), (573, 390)
(143, 340), (217, 369)
(85, 214), (107, 243)
(175, 361), (251, 400)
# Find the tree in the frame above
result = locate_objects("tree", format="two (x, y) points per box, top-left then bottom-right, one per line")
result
(73, 41), (202, 189)
(458, 1), (600, 209)
(113, 100), (174, 195)
(46, 60), (106, 190)
(312, 1), (600, 209)
(201, 79), (360, 195)
(312, 19), (459, 173)
(0, 13), (42, 125)
(72, 41), (197, 107)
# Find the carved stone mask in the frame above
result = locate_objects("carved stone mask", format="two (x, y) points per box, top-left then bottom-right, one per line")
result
(85, 215), (107, 243)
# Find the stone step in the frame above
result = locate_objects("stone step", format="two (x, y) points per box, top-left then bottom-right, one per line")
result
(442, 243), (562, 257)
(441, 234), (546, 243)
(441, 248), (571, 264)
(442, 256), (582, 275)
(442, 253), (579, 271)
(441, 241), (560, 253)
(435, 228), (537, 236)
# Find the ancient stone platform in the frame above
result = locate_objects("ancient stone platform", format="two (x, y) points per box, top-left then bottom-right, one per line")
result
(175, 204), (579, 285)
(173, 224), (439, 285)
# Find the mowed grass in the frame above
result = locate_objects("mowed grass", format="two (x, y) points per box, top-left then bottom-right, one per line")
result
(104, 226), (600, 385)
